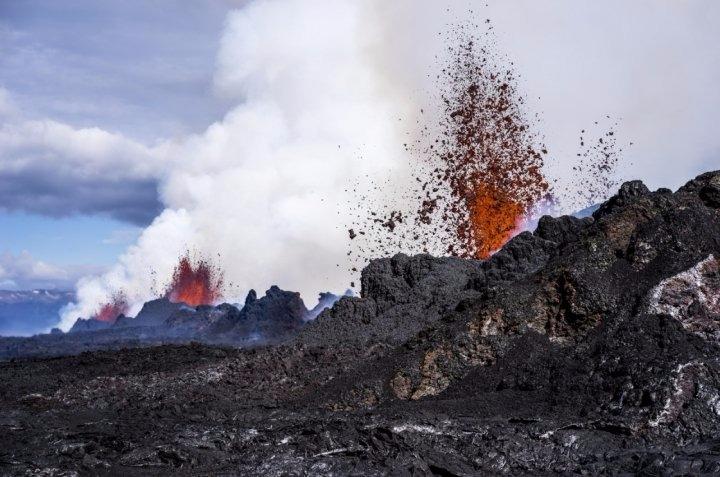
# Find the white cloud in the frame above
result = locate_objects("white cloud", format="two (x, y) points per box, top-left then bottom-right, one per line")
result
(0, 91), (168, 224)
(0, 251), (101, 290)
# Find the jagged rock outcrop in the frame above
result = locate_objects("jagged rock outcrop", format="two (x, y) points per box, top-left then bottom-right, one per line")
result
(68, 317), (111, 333)
(2, 286), (313, 359)
(299, 254), (485, 347)
(117, 298), (184, 327)
(205, 286), (308, 339)
(3, 171), (720, 475)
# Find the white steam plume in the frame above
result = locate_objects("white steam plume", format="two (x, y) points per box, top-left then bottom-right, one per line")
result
(60, 0), (720, 329)
(59, 0), (424, 329)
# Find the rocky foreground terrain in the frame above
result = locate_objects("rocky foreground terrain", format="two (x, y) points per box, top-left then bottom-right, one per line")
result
(3, 171), (720, 475)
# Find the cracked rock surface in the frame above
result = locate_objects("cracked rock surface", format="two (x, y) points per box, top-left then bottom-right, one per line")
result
(3, 171), (720, 475)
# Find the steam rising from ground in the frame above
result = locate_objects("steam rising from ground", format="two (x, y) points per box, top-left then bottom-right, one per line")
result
(58, 0), (720, 330)
(60, 0), (419, 329)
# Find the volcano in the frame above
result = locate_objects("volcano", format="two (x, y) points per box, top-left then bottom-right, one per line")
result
(350, 29), (620, 266)
(2, 171), (720, 474)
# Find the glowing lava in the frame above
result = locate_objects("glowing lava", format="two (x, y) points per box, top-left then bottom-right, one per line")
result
(424, 30), (549, 259)
(468, 185), (526, 258)
(350, 22), (623, 271)
(92, 295), (128, 323)
(165, 254), (224, 306)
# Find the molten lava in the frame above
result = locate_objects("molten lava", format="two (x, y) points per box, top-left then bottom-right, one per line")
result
(469, 185), (525, 259)
(350, 22), (622, 272)
(165, 254), (224, 306)
(427, 33), (549, 259)
(93, 295), (128, 323)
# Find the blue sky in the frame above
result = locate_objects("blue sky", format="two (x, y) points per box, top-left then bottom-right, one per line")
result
(0, 0), (237, 289)
(0, 212), (135, 266)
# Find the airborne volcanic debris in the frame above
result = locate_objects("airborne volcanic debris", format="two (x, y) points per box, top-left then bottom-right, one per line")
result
(347, 22), (625, 279)
(165, 252), (225, 307)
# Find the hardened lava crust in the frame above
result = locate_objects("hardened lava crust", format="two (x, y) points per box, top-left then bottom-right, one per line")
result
(3, 171), (720, 475)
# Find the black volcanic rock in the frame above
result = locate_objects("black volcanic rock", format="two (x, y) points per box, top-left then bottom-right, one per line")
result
(535, 214), (592, 244)
(116, 298), (185, 327)
(299, 254), (485, 348)
(112, 313), (133, 327)
(165, 303), (243, 336)
(0, 289), (307, 359)
(226, 285), (307, 339)
(4, 171), (720, 474)
(244, 289), (257, 306)
(68, 317), (111, 333)
(203, 303), (243, 335)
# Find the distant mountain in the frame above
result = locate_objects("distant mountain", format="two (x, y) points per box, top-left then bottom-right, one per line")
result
(0, 290), (74, 337)
(573, 203), (601, 218)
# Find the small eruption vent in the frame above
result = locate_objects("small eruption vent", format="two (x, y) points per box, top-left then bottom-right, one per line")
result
(429, 35), (549, 259)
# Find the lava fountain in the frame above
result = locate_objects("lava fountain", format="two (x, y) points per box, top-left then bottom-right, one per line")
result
(165, 253), (224, 306)
(431, 34), (550, 259)
(92, 294), (129, 323)
(350, 26), (552, 264)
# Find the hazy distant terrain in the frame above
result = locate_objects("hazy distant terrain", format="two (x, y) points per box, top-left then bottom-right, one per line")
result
(0, 290), (73, 336)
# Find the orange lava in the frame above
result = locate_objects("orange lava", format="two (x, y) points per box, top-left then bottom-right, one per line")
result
(165, 254), (224, 307)
(93, 296), (128, 323)
(431, 32), (549, 259)
(469, 185), (525, 259)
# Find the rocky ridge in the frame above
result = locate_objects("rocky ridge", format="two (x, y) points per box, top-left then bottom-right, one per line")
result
(0, 287), (341, 360)
(2, 171), (720, 474)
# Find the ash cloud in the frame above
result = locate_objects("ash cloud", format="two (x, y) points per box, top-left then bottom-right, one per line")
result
(60, 0), (421, 329)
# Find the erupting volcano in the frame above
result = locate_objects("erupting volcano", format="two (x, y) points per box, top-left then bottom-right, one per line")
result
(92, 295), (128, 323)
(165, 254), (224, 307)
(466, 185), (527, 258)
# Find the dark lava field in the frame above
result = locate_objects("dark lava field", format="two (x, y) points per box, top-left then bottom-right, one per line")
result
(3, 171), (720, 475)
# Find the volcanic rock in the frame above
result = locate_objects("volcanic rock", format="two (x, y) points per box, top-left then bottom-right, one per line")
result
(224, 285), (307, 339)
(118, 297), (185, 327)
(0, 286), (311, 359)
(3, 171), (720, 474)
(68, 317), (111, 333)
(244, 289), (257, 306)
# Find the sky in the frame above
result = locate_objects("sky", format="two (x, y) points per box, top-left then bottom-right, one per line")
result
(0, 0), (719, 330)
(0, 0), (237, 290)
